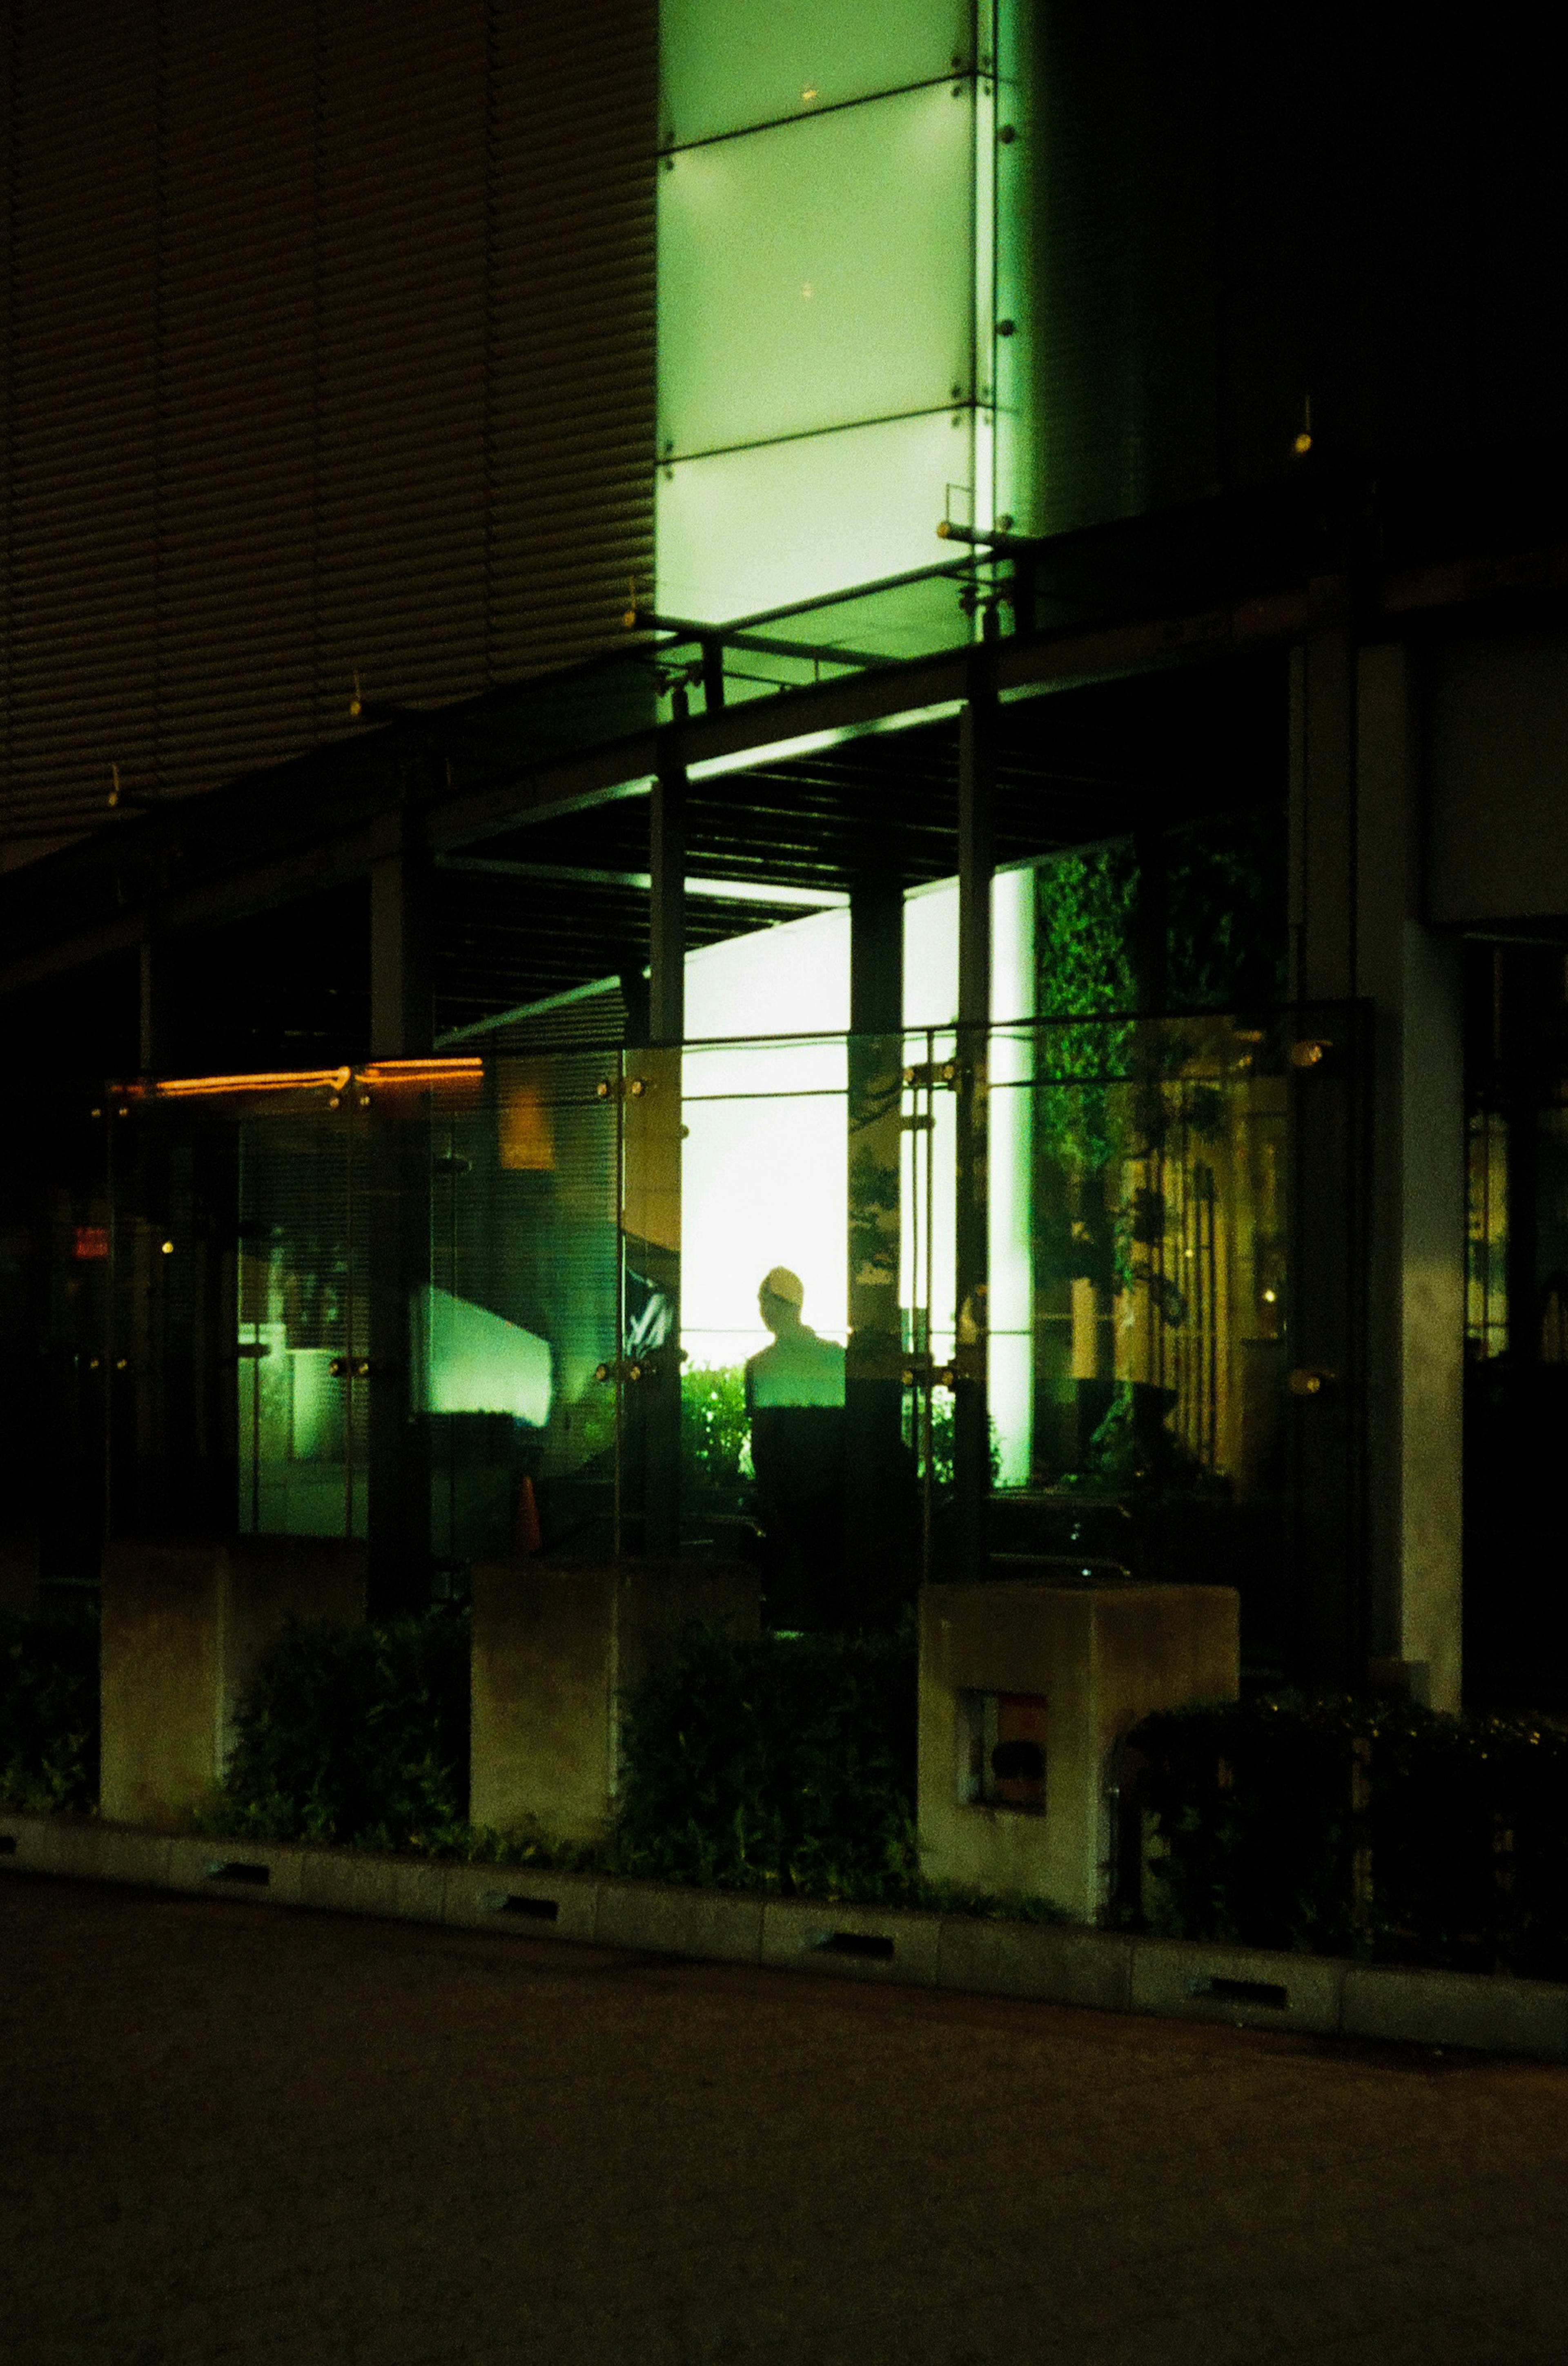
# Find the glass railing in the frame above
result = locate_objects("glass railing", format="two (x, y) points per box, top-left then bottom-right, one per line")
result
(18, 1008), (1364, 1670)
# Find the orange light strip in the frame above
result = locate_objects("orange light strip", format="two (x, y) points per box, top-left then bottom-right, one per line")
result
(357, 1059), (484, 1087)
(153, 1066), (352, 1099)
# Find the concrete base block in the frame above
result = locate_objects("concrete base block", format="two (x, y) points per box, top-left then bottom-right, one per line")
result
(760, 1898), (942, 1985)
(166, 1834), (308, 1906)
(596, 1881), (764, 1965)
(918, 1582), (1239, 1925)
(470, 1557), (760, 1846)
(443, 1862), (600, 1943)
(936, 1918), (1134, 2011)
(8, 1805), (1568, 2063)
(1131, 1939), (1347, 2036)
(70, 1825), (174, 1889)
(100, 1536), (366, 1827)
(1342, 1963), (1568, 2058)
(298, 1850), (401, 1920)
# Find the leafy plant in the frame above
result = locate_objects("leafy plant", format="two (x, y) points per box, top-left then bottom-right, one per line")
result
(681, 1363), (753, 1500)
(609, 1624), (919, 1901)
(0, 1600), (99, 1813)
(199, 1606), (470, 1854)
(1126, 1693), (1568, 1978)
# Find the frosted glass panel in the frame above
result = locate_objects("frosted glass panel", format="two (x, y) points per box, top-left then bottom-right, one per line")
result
(659, 83), (974, 458)
(662, 0), (976, 149)
(657, 408), (975, 622)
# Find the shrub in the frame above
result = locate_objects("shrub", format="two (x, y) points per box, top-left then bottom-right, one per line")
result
(681, 1364), (753, 1499)
(0, 1600), (99, 1814)
(1127, 1694), (1568, 1978)
(610, 1624), (918, 1902)
(201, 1606), (470, 1854)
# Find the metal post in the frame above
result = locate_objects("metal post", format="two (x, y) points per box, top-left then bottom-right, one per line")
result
(954, 623), (999, 1582)
(631, 743), (687, 1554)
(1285, 586), (1369, 1690)
(649, 753), (686, 1048)
(846, 875), (908, 1626)
(366, 798), (433, 1616)
(138, 930), (166, 1075)
(370, 811), (434, 1060)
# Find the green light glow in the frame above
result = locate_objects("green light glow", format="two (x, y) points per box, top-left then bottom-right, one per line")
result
(413, 1287), (553, 1427)
(657, 0), (1009, 626)
(659, 84), (975, 460)
(657, 410), (976, 622)
(661, 0), (976, 149)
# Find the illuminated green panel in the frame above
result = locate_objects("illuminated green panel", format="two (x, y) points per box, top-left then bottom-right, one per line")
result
(993, 0), (1040, 531)
(662, 0), (976, 149)
(659, 83), (974, 459)
(413, 1287), (553, 1427)
(657, 409), (975, 622)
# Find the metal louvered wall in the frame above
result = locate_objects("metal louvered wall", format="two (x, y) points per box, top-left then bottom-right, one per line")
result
(0, 0), (656, 860)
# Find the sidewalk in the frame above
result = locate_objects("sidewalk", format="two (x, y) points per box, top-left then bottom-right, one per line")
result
(3, 1872), (1563, 2365)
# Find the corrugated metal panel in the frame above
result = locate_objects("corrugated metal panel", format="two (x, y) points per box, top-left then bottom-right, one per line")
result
(314, 0), (488, 728)
(3, 3), (157, 849)
(0, 0), (657, 853)
(487, 0), (657, 677)
(154, 1), (316, 801)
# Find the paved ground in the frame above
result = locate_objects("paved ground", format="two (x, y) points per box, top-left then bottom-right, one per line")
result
(2, 1875), (1565, 2366)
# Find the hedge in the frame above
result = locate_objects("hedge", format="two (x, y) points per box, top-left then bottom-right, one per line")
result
(1126, 1694), (1568, 1980)
(198, 1606), (472, 1855)
(608, 1625), (918, 1900)
(0, 1599), (99, 1814)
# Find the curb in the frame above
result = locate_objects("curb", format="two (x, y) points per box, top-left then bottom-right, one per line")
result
(4, 1811), (1566, 2062)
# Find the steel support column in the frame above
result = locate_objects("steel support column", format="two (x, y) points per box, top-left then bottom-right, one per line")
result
(366, 804), (433, 1616)
(954, 629), (999, 1583)
(846, 875), (909, 1626)
(629, 745), (687, 1554)
(1285, 586), (1370, 1689)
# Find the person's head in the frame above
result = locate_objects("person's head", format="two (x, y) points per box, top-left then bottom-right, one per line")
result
(757, 1265), (805, 1334)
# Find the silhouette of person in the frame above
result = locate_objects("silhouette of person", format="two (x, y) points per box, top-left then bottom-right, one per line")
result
(744, 1267), (845, 1412)
(744, 1268), (845, 1628)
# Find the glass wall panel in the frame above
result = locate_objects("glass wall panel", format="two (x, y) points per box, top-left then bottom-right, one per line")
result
(657, 409), (976, 622)
(81, 1006), (1360, 1677)
(659, 84), (975, 459)
(994, 1013), (1298, 1670)
(235, 1103), (368, 1541)
(662, 0), (976, 152)
(678, 1032), (849, 1620)
(425, 1058), (622, 1570)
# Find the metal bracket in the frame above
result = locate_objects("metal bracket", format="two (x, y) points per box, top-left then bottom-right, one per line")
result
(903, 1061), (960, 1090)
(595, 1076), (648, 1102)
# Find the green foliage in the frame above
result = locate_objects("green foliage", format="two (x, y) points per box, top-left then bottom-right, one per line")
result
(609, 1625), (919, 1901)
(200, 1607), (470, 1854)
(1063, 1381), (1212, 1496)
(681, 1363), (752, 1499)
(1036, 841), (1138, 1022)
(1165, 806), (1287, 1011)
(0, 1600), (98, 1813)
(1128, 1693), (1568, 1978)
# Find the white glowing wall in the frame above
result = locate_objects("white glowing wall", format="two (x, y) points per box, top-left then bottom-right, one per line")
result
(678, 870), (1036, 1482)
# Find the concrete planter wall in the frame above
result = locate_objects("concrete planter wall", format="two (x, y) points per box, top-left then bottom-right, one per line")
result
(98, 1536), (366, 1826)
(4, 1809), (1566, 2063)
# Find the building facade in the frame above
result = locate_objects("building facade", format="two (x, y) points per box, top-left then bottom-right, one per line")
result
(4, 3), (1568, 1713)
